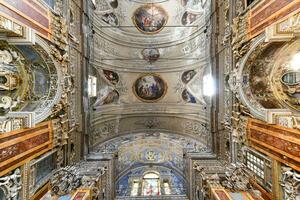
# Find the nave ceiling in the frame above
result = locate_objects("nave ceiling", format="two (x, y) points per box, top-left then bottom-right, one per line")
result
(89, 0), (214, 196)
(1, 0), (300, 199)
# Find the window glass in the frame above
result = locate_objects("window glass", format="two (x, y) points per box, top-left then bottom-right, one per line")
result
(142, 172), (160, 196)
(88, 75), (97, 97)
(42, 0), (55, 10)
(246, 151), (265, 179)
(282, 72), (300, 85)
(131, 181), (139, 196)
(245, 150), (272, 192)
(163, 182), (171, 195)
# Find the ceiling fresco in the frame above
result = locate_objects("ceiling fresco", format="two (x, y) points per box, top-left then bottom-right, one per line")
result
(90, 0), (213, 193)
(94, 0), (211, 45)
(92, 68), (208, 110)
(233, 40), (300, 115)
(132, 4), (168, 34)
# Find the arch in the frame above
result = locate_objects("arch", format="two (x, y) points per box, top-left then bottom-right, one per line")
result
(0, 37), (63, 126)
(237, 34), (266, 120)
(33, 36), (63, 123)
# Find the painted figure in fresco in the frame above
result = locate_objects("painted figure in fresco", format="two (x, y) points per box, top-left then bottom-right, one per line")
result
(142, 48), (160, 63)
(93, 86), (119, 108)
(182, 70), (197, 84)
(134, 74), (166, 102)
(133, 5), (168, 34)
(143, 180), (160, 196)
(103, 69), (119, 85)
(182, 89), (196, 103)
(181, 11), (199, 26)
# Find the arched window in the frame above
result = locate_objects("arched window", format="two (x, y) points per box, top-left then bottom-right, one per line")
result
(131, 180), (139, 196)
(163, 180), (171, 195)
(282, 72), (300, 85)
(142, 172), (160, 196)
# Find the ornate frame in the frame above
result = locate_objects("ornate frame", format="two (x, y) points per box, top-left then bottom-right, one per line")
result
(132, 4), (169, 35)
(132, 73), (168, 103)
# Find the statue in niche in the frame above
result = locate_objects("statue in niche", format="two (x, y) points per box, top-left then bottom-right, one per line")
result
(0, 71), (21, 91)
(0, 50), (21, 91)
(0, 96), (21, 114)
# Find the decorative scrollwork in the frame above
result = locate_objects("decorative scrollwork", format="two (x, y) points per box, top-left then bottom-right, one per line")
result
(281, 166), (300, 200)
(0, 168), (22, 200)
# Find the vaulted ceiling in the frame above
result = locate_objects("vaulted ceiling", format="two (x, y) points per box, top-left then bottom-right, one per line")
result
(89, 0), (213, 190)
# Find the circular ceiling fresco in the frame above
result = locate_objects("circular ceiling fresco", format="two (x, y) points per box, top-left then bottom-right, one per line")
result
(133, 73), (167, 102)
(132, 4), (168, 34)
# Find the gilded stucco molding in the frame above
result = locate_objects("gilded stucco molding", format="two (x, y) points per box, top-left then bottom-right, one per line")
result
(235, 34), (266, 120)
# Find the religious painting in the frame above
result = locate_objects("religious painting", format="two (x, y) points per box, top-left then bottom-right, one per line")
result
(181, 11), (198, 26)
(132, 4), (168, 34)
(182, 70), (197, 84)
(142, 173), (160, 196)
(108, 0), (118, 8)
(101, 13), (118, 26)
(103, 69), (119, 85)
(133, 74), (167, 102)
(142, 48), (160, 63)
(182, 89), (196, 103)
(93, 87), (119, 107)
(101, 90), (119, 105)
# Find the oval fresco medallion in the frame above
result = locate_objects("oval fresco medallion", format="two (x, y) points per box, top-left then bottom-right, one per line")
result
(182, 89), (196, 103)
(181, 11), (199, 26)
(182, 70), (197, 84)
(132, 4), (168, 34)
(133, 74), (167, 102)
(142, 48), (160, 63)
(103, 69), (119, 85)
